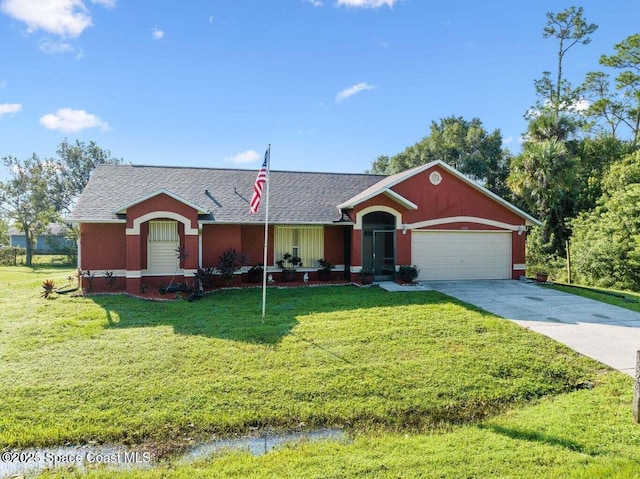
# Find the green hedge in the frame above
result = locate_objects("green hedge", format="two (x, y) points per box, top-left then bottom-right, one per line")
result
(0, 247), (25, 266)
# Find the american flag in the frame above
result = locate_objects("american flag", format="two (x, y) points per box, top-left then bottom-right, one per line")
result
(249, 148), (269, 215)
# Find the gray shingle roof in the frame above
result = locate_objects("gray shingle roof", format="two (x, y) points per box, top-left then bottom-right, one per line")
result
(69, 164), (385, 224)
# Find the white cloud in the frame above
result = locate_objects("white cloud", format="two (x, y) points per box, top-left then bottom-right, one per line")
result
(208, 15), (214, 23)
(1, 0), (92, 37)
(335, 82), (375, 102)
(39, 108), (110, 133)
(0, 103), (22, 115)
(225, 150), (260, 165)
(335, 0), (396, 8)
(38, 38), (74, 54)
(152, 26), (164, 40)
(306, 0), (324, 6)
(569, 98), (590, 112)
(502, 136), (513, 146)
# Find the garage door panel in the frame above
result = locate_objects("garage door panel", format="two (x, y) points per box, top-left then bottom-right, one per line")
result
(412, 231), (511, 280)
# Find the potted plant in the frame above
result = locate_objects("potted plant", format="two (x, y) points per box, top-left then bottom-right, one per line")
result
(359, 268), (374, 285)
(247, 264), (264, 283)
(317, 258), (334, 281)
(536, 272), (549, 283)
(276, 252), (302, 282)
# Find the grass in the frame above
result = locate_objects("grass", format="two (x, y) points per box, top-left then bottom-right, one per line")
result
(548, 283), (640, 313)
(37, 374), (640, 478)
(1, 263), (639, 477)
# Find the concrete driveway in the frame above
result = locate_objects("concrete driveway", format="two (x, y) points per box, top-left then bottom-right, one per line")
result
(425, 280), (640, 377)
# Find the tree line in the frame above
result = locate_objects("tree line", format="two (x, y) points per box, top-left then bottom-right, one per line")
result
(369, 6), (640, 290)
(0, 139), (121, 266)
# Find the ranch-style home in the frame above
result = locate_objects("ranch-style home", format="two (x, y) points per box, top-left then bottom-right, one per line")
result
(68, 160), (539, 293)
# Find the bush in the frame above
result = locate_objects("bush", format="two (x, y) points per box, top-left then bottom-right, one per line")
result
(570, 184), (640, 290)
(0, 247), (24, 266)
(217, 249), (248, 285)
(194, 267), (216, 289)
(41, 279), (56, 299)
(525, 226), (566, 281)
(397, 265), (419, 283)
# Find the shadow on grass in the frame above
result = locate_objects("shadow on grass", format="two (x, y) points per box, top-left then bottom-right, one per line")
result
(481, 424), (592, 455)
(90, 292), (299, 345)
(89, 285), (448, 345)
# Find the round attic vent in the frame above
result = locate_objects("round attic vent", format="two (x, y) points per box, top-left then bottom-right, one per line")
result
(429, 171), (442, 185)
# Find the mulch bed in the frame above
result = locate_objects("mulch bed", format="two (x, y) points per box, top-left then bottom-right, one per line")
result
(89, 279), (357, 301)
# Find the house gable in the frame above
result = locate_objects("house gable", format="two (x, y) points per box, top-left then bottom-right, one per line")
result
(115, 188), (207, 215)
(124, 192), (200, 234)
(340, 160), (539, 227)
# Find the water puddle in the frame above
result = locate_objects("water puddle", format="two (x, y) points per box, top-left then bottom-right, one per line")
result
(180, 428), (347, 462)
(1, 428), (347, 478)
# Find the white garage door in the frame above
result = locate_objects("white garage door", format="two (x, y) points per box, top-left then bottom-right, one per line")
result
(412, 231), (512, 281)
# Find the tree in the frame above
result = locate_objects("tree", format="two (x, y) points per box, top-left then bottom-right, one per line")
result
(508, 137), (576, 253)
(0, 216), (8, 245)
(600, 34), (640, 144)
(570, 151), (640, 290)
(580, 71), (627, 138)
(535, 6), (597, 118)
(0, 155), (60, 266)
(573, 135), (634, 213)
(369, 116), (511, 196)
(51, 138), (122, 215)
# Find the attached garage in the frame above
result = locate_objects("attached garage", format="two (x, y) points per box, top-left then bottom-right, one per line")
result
(412, 230), (512, 281)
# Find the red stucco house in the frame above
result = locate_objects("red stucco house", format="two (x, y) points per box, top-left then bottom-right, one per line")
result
(68, 160), (539, 293)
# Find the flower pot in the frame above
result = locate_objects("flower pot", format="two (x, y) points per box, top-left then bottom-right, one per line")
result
(536, 272), (549, 283)
(282, 270), (297, 282)
(247, 271), (263, 283)
(317, 269), (331, 281)
(360, 272), (374, 285)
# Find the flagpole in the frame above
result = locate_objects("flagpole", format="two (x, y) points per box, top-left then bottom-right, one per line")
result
(261, 145), (271, 323)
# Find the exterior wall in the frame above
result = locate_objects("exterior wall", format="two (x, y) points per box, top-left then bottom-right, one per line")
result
(511, 230), (526, 279)
(80, 223), (127, 270)
(242, 225), (271, 266)
(202, 224), (243, 267)
(323, 226), (346, 267)
(349, 165), (529, 279)
(391, 165), (523, 226)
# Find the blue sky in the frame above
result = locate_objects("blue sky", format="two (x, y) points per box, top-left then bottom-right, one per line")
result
(1, 0), (639, 176)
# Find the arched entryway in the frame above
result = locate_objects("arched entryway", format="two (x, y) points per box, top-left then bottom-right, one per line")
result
(362, 211), (396, 281)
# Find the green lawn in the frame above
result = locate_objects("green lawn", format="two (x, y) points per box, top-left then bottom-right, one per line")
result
(2, 265), (639, 478)
(548, 283), (640, 313)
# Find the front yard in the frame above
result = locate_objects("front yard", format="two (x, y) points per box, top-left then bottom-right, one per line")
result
(1, 265), (639, 477)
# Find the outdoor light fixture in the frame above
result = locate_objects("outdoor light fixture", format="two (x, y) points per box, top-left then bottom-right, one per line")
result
(517, 224), (526, 235)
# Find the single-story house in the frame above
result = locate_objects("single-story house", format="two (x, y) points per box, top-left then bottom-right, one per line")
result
(68, 160), (539, 293)
(9, 223), (74, 253)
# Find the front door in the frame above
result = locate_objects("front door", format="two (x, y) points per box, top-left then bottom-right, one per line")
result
(362, 211), (397, 282)
(373, 230), (395, 281)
